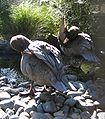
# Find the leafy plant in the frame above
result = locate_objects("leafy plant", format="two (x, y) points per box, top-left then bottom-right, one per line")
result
(0, 0), (60, 39)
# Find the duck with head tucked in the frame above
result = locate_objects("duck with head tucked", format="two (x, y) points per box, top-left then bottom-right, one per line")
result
(10, 35), (72, 93)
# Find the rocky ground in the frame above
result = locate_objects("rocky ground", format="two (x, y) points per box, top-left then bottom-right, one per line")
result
(0, 68), (105, 119)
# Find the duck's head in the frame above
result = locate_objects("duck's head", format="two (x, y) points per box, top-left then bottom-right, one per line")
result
(10, 35), (31, 52)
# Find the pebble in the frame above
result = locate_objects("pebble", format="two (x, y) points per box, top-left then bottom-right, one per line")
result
(9, 115), (19, 119)
(0, 70), (103, 119)
(40, 92), (55, 102)
(0, 76), (8, 84)
(2, 114), (9, 119)
(55, 95), (65, 107)
(0, 99), (14, 110)
(71, 113), (81, 119)
(54, 111), (64, 117)
(42, 101), (57, 113)
(97, 112), (105, 119)
(19, 112), (30, 119)
(0, 91), (11, 100)
(0, 108), (7, 119)
(16, 107), (24, 116)
(6, 108), (14, 116)
(80, 111), (91, 119)
(14, 100), (27, 111)
(37, 103), (44, 112)
(32, 112), (53, 119)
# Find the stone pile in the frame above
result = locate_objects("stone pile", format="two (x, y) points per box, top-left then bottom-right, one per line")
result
(0, 73), (104, 119)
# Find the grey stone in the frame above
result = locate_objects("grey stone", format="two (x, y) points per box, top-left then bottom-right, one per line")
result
(80, 111), (91, 119)
(6, 108), (14, 116)
(9, 87), (24, 95)
(42, 101), (57, 113)
(24, 106), (33, 114)
(54, 117), (65, 119)
(0, 76), (8, 84)
(70, 107), (82, 114)
(11, 95), (21, 102)
(0, 108), (7, 119)
(19, 112), (30, 119)
(27, 99), (36, 106)
(97, 112), (105, 119)
(65, 97), (77, 107)
(54, 111), (64, 117)
(0, 99), (14, 110)
(55, 95), (65, 107)
(9, 115), (18, 119)
(37, 103), (44, 112)
(16, 107), (24, 116)
(71, 113), (81, 119)
(2, 114), (9, 119)
(40, 92), (55, 102)
(14, 100), (27, 111)
(32, 112), (53, 119)
(0, 91), (11, 100)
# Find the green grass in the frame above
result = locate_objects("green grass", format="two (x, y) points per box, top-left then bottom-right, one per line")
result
(0, 1), (60, 39)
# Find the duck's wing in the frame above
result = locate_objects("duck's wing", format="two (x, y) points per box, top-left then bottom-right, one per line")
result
(28, 40), (63, 76)
(28, 40), (70, 92)
(78, 33), (100, 63)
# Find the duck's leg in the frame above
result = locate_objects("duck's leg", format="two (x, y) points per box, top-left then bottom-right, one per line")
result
(19, 81), (35, 97)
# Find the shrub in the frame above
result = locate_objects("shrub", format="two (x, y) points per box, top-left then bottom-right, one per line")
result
(0, 0), (60, 39)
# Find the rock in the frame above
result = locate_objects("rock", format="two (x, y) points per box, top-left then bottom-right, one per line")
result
(91, 110), (98, 119)
(2, 114), (9, 119)
(0, 91), (11, 100)
(0, 99), (14, 110)
(54, 111), (64, 117)
(19, 112), (30, 119)
(18, 82), (30, 88)
(80, 111), (91, 119)
(24, 106), (34, 114)
(16, 107), (24, 116)
(0, 76), (8, 84)
(42, 101), (57, 113)
(24, 99), (37, 113)
(27, 99), (36, 106)
(71, 113), (81, 119)
(0, 108), (7, 119)
(0, 86), (12, 93)
(9, 115), (19, 119)
(6, 108), (14, 116)
(14, 100), (27, 111)
(55, 95), (65, 107)
(9, 87), (24, 95)
(32, 112), (53, 119)
(97, 112), (105, 119)
(11, 95), (21, 102)
(54, 117), (65, 119)
(70, 107), (81, 114)
(40, 92), (55, 102)
(64, 97), (77, 107)
(37, 103), (44, 112)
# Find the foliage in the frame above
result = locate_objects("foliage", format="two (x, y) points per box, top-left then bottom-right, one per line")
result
(50, 0), (96, 34)
(0, 0), (60, 39)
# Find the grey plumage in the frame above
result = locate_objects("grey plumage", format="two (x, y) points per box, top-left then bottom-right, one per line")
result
(10, 35), (72, 92)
